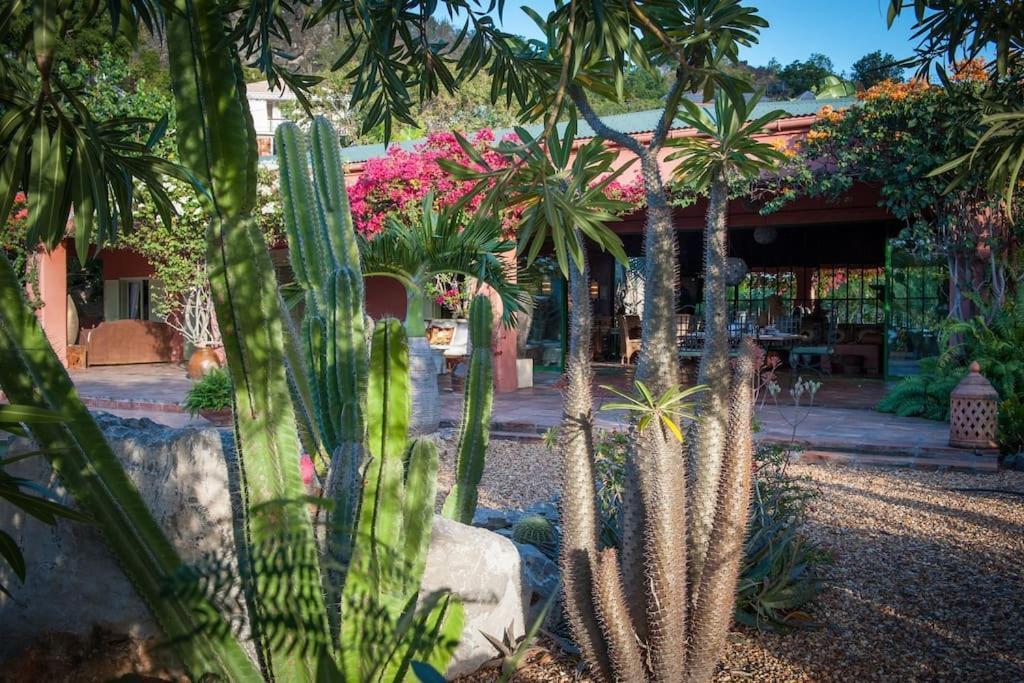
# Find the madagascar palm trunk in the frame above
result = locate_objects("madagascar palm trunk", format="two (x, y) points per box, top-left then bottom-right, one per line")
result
(405, 284), (440, 434)
(633, 419), (689, 682)
(691, 170), (731, 593)
(626, 152), (689, 667)
(636, 152), (681, 396)
(559, 246), (615, 682)
(687, 340), (756, 683)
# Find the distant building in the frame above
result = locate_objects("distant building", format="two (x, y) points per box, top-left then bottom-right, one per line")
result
(245, 81), (297, 155)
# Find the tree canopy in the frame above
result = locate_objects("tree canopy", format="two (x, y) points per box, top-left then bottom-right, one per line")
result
(850, 50), (905, 88)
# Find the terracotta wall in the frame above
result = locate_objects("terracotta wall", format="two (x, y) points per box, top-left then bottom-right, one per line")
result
(365, 276), (407, 319)
(33, 243), (68, 364)
(101, 248), (155, 279)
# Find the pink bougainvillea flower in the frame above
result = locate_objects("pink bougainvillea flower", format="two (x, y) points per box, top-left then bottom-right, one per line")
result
(348, 127), (644, 239)
(299, 452), (315, 487)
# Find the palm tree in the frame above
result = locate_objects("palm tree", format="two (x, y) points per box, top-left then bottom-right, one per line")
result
(667, 90), (786, 587)
(359, 194), (526, 433)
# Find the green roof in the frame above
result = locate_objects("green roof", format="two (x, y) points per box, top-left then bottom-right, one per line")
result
(333, 97), (856, 164)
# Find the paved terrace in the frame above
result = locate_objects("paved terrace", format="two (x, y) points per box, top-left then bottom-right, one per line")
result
(66, 363), (997, 471)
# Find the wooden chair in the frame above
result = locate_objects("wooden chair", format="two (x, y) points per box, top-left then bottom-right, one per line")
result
(618, 314), (642, 364)
(678, 314), (703, 359)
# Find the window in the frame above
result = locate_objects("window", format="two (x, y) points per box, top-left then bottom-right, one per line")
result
(119, 279), (150, 320)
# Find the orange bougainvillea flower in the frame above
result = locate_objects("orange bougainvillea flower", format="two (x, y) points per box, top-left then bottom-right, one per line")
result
(951, 58), (988, 83)
(857, 78), (931, 102)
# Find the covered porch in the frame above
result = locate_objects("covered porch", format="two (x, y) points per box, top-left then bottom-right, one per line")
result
(524, 184), (946, 380)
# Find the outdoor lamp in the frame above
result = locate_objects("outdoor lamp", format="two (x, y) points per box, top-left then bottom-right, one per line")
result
(949, 361), (999, 451)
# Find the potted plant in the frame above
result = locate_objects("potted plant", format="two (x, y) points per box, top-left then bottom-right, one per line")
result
(165, 270), (223, 379)
(182, 368), (233, 427)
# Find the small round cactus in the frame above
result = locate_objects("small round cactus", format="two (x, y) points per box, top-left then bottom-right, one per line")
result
(512, 514), (557, 547)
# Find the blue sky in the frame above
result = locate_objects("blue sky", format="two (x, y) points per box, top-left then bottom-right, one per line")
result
(494, 1), (922, 75)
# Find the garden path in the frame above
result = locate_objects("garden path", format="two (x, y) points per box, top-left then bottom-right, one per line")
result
(65, 363), (997, 471)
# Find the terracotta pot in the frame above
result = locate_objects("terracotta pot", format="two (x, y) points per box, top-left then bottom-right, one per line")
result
(199, 408), (234, 428)
(187, 347), (222, 379)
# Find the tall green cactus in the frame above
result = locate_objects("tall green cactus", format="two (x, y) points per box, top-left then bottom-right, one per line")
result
(340, 319), (464, 680)
(441, 294), (495, 524)
(167, 1), (328, 678)
(277, 118), (367, 453)
(276, 119), (369, 637)
(275, 119), (462, 678)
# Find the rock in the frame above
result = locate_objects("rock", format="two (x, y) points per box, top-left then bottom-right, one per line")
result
(523, 499), (559, 522)
(472, 506), (516, 530)
(422, 516), (529, 679)
(0, 413), (241, 662)
(514, 542), (561, 626)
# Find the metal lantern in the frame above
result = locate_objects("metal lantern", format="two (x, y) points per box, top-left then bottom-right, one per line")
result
(753, 225), (777, 245)
(725, 257), (748, 286)
(949, 361), (999, 450)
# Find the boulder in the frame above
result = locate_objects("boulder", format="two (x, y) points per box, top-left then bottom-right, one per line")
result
(0, 413), (240, 662)
(514, 541), (560, 626)
(422, 515), (529, 679)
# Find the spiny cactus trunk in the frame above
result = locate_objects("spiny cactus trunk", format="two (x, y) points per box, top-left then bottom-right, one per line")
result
(621, 150), (686, 649)
(442, 295), (494, 524)
(687, 340), (757, 683)
(635, 152), (681, 396)
(559, 248), (615, 682)
(691, 170), (732, 594)
(632, 420), (689, 681)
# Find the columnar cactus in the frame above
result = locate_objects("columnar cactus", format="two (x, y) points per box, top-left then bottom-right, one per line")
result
(275, 120), (462, 677)
(276, 119), (370, 631)
(340, 319), (463, 679)
(167, 1), (328, 678)
(441, 294), (495, 524)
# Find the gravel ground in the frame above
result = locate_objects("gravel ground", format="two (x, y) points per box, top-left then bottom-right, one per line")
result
(443, 437), (1024, 682)
(435, 431), (562, 510)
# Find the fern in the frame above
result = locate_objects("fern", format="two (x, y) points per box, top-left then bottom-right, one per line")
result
(877, 358), (964, 421)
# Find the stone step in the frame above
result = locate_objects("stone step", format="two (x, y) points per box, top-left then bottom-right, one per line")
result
(794, 448), (999, 472)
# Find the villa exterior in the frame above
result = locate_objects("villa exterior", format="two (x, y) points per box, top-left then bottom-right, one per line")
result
(33, 98), (944, 389)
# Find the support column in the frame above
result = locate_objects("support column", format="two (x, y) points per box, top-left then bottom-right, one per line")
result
(489, 249), (518, 394)
(33, 242), (69, 366)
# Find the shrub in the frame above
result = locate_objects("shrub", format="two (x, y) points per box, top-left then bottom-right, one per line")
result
(182, 369), (232, 414)
(877, 357), (964, 420)
(735, 443), (827, 631)
(880, 291), (1024, 423)
(998, 396), (1024, 464)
